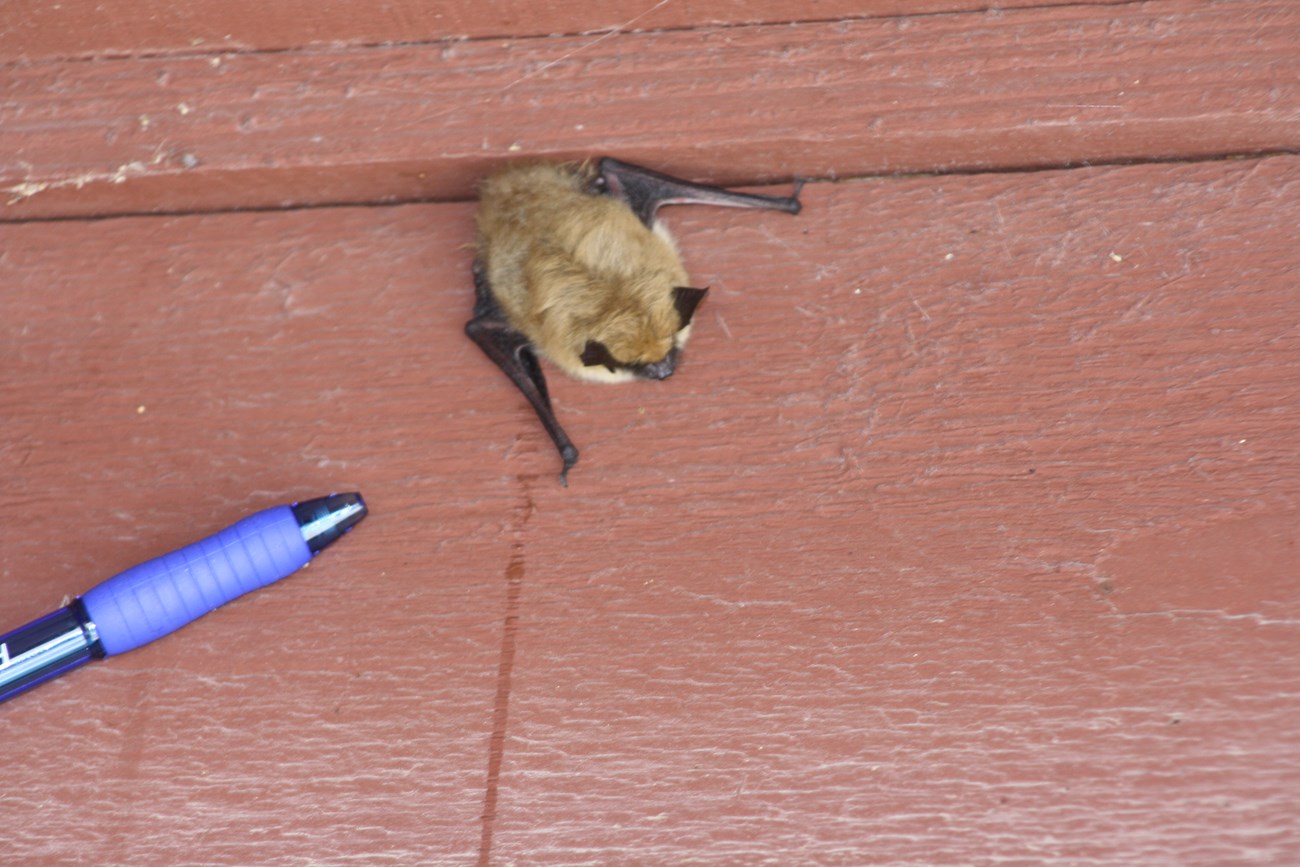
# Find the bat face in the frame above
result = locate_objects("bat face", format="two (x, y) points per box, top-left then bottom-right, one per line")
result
(466, 157), (802, 482)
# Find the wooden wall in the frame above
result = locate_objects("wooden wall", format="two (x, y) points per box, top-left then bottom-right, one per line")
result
(3, 1), (1298, 863)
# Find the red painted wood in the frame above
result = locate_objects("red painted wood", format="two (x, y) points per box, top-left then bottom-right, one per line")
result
(2, 0), (1135, 62)
(4, 0), (1297, 221)
(2, 154), (1297, 863)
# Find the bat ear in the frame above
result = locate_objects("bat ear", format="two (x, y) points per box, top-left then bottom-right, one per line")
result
(580, 340), (620, 372)
(673, 286), (709, 328)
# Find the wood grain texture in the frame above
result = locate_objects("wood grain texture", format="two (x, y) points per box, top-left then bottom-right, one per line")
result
(1, 0), (1137, 63)
(4, 0), (1298, 221)
(2, 153), (1297, 864)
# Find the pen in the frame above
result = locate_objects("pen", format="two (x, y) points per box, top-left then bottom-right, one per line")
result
(0, 492), (367, 705)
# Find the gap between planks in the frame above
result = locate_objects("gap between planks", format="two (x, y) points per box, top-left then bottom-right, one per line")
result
(2, 149), (1296, 227)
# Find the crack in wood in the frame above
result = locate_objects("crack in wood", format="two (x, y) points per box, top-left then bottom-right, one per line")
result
(478, 478), (535, 866)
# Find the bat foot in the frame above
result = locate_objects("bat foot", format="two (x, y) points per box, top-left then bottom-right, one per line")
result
(558, 445), (579, 486)
(788, 178), (807, 213)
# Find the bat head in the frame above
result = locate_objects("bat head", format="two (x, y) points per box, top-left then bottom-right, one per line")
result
(578, 286), (709, 382)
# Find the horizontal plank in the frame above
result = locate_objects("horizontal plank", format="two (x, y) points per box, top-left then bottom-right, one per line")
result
(2, 154), (1298, 863)
(2, 0), (1136, 63)
(4, 0), (1297, 220)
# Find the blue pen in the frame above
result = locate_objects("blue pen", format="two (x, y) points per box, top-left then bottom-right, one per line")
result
(0, 492), (366, 705)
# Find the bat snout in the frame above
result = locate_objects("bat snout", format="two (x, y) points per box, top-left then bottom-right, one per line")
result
(635, 347), (681, 381)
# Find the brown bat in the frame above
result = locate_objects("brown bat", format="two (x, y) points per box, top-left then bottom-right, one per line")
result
(466, 157), (803, 483)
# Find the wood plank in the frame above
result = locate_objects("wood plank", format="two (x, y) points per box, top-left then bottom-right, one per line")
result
(2, 154), (1297, 863)
(0, 201), (500, 864)
(4, 0), (1297, 221)
(2, 0), (1136, 63)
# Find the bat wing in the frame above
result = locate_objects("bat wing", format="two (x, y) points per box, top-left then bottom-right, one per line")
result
(465, 264), (580, 483)
(597, 157), (804, 229)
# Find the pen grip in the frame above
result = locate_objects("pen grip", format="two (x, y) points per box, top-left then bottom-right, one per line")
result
(81, 505), (311, 656)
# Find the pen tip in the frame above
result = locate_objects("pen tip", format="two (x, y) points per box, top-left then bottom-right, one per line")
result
(292, 492), (368, 554)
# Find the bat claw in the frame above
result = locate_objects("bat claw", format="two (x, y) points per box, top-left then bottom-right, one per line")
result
(788, 178), (807, 213)
(558, 445), (579, 486)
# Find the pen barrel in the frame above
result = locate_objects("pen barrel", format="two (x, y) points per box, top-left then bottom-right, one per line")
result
(81, 505), (311, 656)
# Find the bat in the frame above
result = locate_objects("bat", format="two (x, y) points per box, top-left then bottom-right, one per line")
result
(466, 157), (803, 483)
